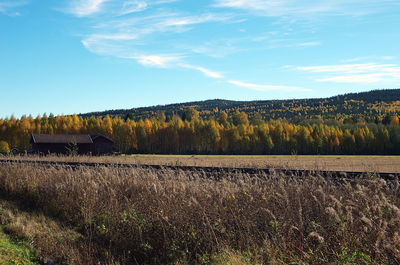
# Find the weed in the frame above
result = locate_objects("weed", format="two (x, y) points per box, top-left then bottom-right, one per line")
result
(0, 162), (398, 264)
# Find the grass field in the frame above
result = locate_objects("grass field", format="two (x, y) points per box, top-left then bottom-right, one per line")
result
(0, 162), (399, 264)
(2, 154), (400, 172)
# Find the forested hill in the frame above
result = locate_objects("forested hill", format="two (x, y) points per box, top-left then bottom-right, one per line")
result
(2, 88), (400, 155)
(81, 89), (400, 123)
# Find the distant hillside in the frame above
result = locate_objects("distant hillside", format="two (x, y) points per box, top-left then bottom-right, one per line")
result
(80, 89), (400, 122)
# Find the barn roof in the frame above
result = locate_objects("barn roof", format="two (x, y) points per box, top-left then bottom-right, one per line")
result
(31, 134), (93, 144)
(91, 133), (115, 143)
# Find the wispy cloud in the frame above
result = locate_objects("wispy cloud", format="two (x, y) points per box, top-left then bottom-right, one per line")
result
(81, 33), (139, 55)
(342, 56), (396, 63)
(317, 74), (387, 83)
(79, 11), (236, 66)
(177, 41), (242, 58)
(161, 13), (232, 27)
(119, 1), (148, 16)
(297, 63), (398, 74)
(213, 0), (400, 17)
(296, 62), (400, 83)
(0, 1), (27, 16)
(84, 33), (138, 41)
(64, 0), (315, 92)
(133, 55), (181, 67)
(228, 80), (310, 92)
(67, 0), (109, 17)
(267, 39), (321, 49)
(297, 41), (321, 47)
(179, 64), (223, 79)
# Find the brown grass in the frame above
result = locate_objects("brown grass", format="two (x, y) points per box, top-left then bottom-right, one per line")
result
(0, 200), (92, 264)
(0, 162), (399, 264)
(2, 154), (400, 172)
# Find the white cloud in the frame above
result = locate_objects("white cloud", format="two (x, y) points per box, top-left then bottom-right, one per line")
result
(297, 63), (398, 74)
(85, 33), (137, 41)
(78, 10), (235, 66)
(0, 1), (27, 16)
(177, 41), (242, 58)
(65, 0), (180, 17)
(267, 39), (322, 49)
(59, 0), (400, 94)
(119, 1), (148, 16)
(317, 74), (387, 83)
(296, 62), (400, 83)
(381, 56), (396, 61)
(160, 13), (231, 27)
(133, 55), (181, 67)
(77, 9), (249, 78)
(77, 10), (233, 74)
(213, 0), (400, 17)
(154, 0), (179, 3)
(215, 0), (327, 16)
(81, 33), (138, 55)
(342, 56), (396, 63)
(179, 64), (223, 78)
(68, 0), (109, 17)
(228, 80), (310, 92)
(296, 41), (321, 47)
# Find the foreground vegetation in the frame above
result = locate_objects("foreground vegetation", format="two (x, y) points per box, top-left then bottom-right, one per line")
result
(0, 162), (399, 264)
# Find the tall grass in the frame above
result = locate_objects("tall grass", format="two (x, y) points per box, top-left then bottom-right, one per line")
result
(0, 162), (399, 264)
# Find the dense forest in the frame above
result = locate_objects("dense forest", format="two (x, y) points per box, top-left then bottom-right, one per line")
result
(81, 89), (400, 123)
(0, 107), (399, 155)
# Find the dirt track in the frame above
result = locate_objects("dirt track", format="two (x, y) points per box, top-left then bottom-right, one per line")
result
(0, 159), (398, 181)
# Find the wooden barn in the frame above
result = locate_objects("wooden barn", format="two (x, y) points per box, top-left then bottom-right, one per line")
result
(91, 134), (115, 155)
(30, 134), (115, 155)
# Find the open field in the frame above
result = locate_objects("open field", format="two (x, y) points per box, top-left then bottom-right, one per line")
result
(2, 155), (400, 173)
(0, 162), (399, 264)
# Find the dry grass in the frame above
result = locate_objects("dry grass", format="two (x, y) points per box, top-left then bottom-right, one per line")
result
(0, 199), (109, 264)
(0, 162), (399, 264)
(2, 154), (400, 172)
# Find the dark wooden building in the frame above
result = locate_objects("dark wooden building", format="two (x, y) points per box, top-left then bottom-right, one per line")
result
(30, 134), (115, 155)
(91, 134), (115, 155)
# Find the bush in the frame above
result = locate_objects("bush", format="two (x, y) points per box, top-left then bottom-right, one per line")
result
(0, 141), (10, 154)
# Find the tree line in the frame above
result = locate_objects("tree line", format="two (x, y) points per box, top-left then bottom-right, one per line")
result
(0, 109), (399, 155)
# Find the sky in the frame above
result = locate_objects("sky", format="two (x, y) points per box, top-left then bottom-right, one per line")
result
(1, 0), (399, 117)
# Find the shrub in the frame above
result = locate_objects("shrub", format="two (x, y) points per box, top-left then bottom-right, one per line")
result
(0, 141), (10, 154)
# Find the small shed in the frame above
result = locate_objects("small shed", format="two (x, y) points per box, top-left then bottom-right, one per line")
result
(30, 134), (116, 155)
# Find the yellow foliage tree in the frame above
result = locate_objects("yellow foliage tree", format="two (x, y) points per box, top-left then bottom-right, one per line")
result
(0, 141), (10, 154)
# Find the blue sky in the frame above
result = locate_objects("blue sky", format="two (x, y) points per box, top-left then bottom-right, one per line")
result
(1, 0), (399, 117)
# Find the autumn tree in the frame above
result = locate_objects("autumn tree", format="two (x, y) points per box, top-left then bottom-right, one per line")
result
(0, 110), (399, 155)
(251, 112), (264, 126)
(218, 111), (229, 126)
(390, 115), (400, 126)
(183, 107), (200, 122)
(232, 110), (249, 126)
(0, 140), (10, 154)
